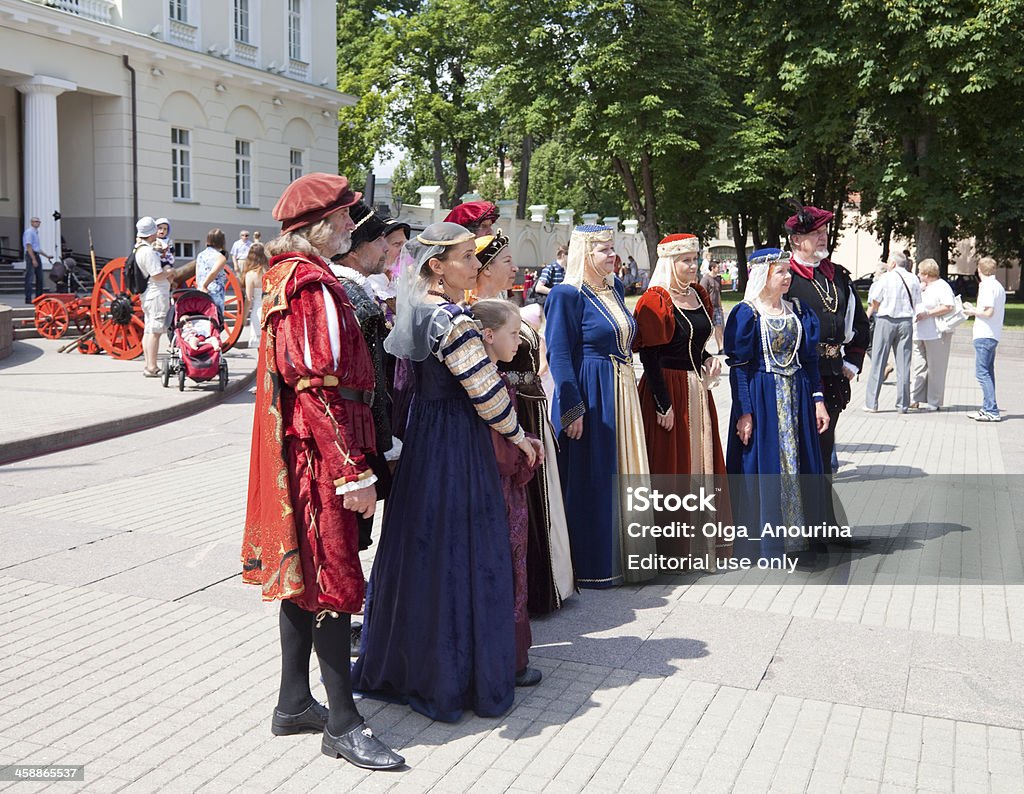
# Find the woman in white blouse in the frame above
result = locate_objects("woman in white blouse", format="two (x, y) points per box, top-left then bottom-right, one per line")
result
(911, 258), (957, 411)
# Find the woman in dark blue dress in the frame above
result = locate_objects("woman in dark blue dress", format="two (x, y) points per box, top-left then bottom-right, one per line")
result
(352, 222), (538, 722)
(724, 249), (830, 562)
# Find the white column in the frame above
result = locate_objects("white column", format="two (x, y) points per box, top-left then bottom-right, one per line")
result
(623, 219), (639, 234)
(526, 204), (548, 223)
(556, 208), (575, 226)
(602, 216), (621, 231)
(581, 213), (600, 227)
(16, 76), (77, 264)
(416, 185), (443, 210)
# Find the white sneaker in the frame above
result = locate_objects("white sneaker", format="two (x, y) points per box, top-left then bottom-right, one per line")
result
(974, 411), (1001, 422)
(862, 405), (879, 413)
(917, 403), (939, 412)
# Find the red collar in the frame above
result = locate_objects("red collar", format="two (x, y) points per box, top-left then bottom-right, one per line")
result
(789, 256), (835, 281)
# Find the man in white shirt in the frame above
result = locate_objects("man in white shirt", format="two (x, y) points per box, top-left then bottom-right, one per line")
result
(964, 256), (1006, 421)
(864, 250), (921, 413)
(229, 230), (252, 269)
(135, 216), (175, 377)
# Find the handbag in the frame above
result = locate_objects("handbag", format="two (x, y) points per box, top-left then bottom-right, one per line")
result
(934, 295), (967, 334)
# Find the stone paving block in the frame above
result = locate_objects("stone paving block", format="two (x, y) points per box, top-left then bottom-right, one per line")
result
(620, 604), (790, 690)
(758, 618), (911, 712)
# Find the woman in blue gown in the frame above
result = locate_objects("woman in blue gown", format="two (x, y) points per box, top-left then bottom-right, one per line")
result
(545, 225), (656, 588)
(724, 248), (830, 563)
(352, 222), (539, 722)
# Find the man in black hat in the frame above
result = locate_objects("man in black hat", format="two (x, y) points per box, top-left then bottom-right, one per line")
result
(784, 205), (871, 549)
(330, 201), (397, 556)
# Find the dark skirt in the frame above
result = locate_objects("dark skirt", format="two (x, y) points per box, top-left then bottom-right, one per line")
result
(352, 356), (515, 722)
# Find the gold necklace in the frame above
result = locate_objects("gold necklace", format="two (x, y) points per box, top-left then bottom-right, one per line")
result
(808, 270), (839, 313)
(584, 278), (611, 293)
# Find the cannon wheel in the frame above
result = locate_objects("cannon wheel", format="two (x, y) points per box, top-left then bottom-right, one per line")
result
(183, 267), (245, 352)
(90, 258), (145, 360)
(34, 296), (70, 339)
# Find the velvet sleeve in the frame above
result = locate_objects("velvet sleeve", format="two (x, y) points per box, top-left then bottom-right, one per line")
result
(797, 302), (825, 402)
(634, 288), (674, 413)
(440, 314), (525, 443)
(724, 301), (758, 417)
(273, 286), (374, 491)
(545, 285), (586, 430)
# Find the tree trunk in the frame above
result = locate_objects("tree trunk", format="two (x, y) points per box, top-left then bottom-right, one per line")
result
(611, 155), (659, 269)
(432, 142), (449, 209)
(453, 140), (471, 203)
(938, 227), (949, 279)
(639, 151), (660, 267)
(749, 215), (763, 249)
(915, 218), (941, 266)
(765, 212), (782, 248)
(516, 134), (533, 220)
(880, 216), (893, 263)
(732, 213), (749, 292)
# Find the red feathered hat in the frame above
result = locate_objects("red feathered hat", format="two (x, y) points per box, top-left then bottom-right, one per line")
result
(784, 205), (833, 235)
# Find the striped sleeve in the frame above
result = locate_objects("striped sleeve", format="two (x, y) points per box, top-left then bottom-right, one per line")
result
(439, 315), (525, 443)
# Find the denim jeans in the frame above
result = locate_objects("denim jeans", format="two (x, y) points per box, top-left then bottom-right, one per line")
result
(973, 338), (999, 415)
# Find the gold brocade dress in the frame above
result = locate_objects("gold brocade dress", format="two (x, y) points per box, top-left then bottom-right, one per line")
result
(545, 279), (655, 587)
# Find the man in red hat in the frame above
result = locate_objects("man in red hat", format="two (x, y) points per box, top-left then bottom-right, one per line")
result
(783, 204), (870, 547)
(241, 172), (404, 770)
(443, 200), (499, 237)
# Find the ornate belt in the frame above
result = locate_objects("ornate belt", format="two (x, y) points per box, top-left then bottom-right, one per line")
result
(504, 371), (539, 386)
(295, 375), (339, 391)
(818, 343), (843, 359)
(295, 375), (373, 406)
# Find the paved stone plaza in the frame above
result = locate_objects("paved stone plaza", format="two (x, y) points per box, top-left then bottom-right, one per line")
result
(1, 331), (1023, 793)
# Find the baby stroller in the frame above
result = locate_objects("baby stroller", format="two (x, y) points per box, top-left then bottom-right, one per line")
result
(162, 289), (229, 391)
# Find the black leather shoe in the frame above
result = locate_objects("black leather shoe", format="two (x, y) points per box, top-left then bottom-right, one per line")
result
(271, 700), (328, 736)
(350, 623), (362, 657)
(515, 667), (542, 687)
(322, 722), (405, 770)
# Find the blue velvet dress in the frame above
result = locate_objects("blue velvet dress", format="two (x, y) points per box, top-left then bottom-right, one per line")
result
(724, 300), (827, 561)
(352, 306), (516, 722)
(545, 279), (655, 588)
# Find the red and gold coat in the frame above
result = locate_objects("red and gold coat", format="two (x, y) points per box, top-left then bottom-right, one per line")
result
(242, 252), (376, 614)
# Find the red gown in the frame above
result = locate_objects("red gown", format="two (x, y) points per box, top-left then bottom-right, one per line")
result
(241, 252), (377, 614)
(633, 285), (732, 568)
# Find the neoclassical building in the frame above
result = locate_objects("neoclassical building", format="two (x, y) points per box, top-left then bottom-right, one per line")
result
(0, 0), (347, 263)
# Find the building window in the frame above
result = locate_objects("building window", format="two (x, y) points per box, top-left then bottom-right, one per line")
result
(169, 0), (188, 23)
(289, 149), (303, 183)
(234, 0), (250, 43)
(235, 139), (252, 207)
(288, 0), (303, 60)
(173, 241), (196, 259)
(171, 128), (191, 201)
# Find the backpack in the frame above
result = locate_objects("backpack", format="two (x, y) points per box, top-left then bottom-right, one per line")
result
(123, 243), (149, 295)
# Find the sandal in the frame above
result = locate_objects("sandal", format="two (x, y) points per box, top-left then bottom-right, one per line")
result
(143, 368), (161, 378)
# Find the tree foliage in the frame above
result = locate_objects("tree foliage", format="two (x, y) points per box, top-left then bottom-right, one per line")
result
(338, 0), (1024, 278)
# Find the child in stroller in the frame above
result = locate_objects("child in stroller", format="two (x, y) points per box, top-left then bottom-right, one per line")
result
(163, 289), (229, 391)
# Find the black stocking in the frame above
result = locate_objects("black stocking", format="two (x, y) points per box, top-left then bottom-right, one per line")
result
(312, 612), (362, 735)
(276, 600), (314, 714)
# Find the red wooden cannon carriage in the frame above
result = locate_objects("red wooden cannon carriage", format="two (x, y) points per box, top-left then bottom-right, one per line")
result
(31, 258), (245, 359)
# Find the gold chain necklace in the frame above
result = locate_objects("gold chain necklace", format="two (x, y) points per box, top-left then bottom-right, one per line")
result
(808, 270), (839, 313)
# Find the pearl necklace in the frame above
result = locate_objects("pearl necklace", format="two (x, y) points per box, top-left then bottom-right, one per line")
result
(758, 304), (800, 372)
